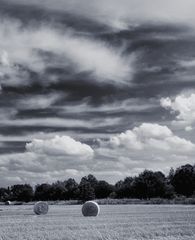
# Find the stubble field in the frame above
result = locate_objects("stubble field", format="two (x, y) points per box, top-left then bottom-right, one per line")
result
(0, 204), (194, 240)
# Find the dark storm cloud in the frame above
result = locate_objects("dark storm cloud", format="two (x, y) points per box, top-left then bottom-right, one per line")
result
(0, 141), (26, 154)
(4, 0), (195, 28)
(0, 0), (108, 32)
(1, 0), (194, 97)
(1, 19), (195, 136)
(0, 20), (194, 115)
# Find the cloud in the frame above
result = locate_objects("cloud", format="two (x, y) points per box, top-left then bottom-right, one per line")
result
(1, 123), (195, 186)
(95, 123), (195, 180)
(26, 135), (94, 159)
(0, 107), (17, 121)
(16, 93), (61, 110)
(0, 151), (83, 186)
(179, 59), (195, 69)
(0, 116), (121, 130)
(0, 50), (10, 66)
(0, 135), (94, 186)
(6, 0), (195, 29)
(57, 36), (134, 83)
(109, 123), (195, 152)
(160, 93), (195, 129)
(1, 0), (195, 186)
(59, 98), (158, 114)
(0, 18), (135, 87)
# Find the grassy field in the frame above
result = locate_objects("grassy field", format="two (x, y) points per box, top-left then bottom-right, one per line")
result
(0, 205), (194, 240)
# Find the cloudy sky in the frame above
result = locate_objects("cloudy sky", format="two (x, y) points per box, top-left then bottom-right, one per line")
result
(0, 0), (195, 186)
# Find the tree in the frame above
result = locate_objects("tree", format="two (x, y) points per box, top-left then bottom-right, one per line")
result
(95, 181), (113, 199)
(115, 180), (125, 198)
(2, 163), (195, 202)
(87, 175), (98, 188)
(34, 183), (53, 201)
(11, 184), (33, 202)
(168, 167), (175, 183)
(80, 175), (98, 189)
(171, 164), (195, 197)
(115, 177), (134, 198)
(132, 170), (166, 199)
(79, 180), (95, 202)
(164, 183), (175, 199)
(51, 181), (68, 200)
(64, 178), (79, 200)
(0, 188), (10, 201)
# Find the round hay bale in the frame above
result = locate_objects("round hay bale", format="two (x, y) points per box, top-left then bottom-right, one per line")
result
(33, 201), (49, 215)
(82, 201), (100, 217)
(5, 201), (11, 205)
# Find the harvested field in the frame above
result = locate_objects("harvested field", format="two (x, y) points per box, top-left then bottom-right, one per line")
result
(0, 205), (194, 240)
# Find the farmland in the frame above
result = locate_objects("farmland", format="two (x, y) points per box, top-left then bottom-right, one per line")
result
(0, 205), (194, 240)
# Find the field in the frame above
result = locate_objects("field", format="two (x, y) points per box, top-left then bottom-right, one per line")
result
(0, 205), (195, 240)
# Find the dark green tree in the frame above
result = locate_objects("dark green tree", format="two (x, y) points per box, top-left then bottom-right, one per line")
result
(80, 175), (98, 189)
(79, 181), (95, 201)
(64, 178), (79, 200)
(132, 170), (166, 199)
(95, 180), (114, 199)
(171, 164), (195, 197)
(51, 181), (68, 200)
(168, 167), (175, 183)
(11, 184), (33, 202)
(34, 183), (53, 201)
(0, 187), (10, 201)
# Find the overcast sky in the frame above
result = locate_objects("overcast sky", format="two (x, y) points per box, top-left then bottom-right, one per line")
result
(0, 0), (195, 186)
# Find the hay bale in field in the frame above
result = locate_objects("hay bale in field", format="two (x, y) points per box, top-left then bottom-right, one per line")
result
(5, 201), (11, 205)
(33, 201), (49, 215)
(82, 201), (100, 217)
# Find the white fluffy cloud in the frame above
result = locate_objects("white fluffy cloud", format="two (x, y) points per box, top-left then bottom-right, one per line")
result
(0, 135), (94, 186)
(95, 123), (195, 179)
(26, 135), (94, 159)
(1, 124), (195, 186)
(110, 123), (195, 152)
(161, 93), (195, 129)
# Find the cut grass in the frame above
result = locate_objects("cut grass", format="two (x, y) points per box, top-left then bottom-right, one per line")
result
(0, 205), (194, 240)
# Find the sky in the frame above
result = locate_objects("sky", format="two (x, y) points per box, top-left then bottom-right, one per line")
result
(0, 0), (195, 186)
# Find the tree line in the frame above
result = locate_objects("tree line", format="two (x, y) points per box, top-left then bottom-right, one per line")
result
(0, 164), (195, 202)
